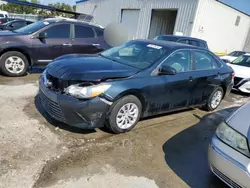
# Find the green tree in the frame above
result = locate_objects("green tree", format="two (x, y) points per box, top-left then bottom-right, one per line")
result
(2, 1), (75, 18)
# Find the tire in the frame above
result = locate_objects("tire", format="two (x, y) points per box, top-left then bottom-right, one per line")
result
(106, 95), (142, 134)
(204, 86), (224, 111)
(0, 51), (29, 77)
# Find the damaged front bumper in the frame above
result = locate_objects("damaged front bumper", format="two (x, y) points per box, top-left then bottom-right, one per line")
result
(233, 78), (250, 94)
(39, 76), (112, 129)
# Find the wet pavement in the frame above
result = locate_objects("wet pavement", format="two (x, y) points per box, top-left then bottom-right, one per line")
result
(0, 72), (249, 188)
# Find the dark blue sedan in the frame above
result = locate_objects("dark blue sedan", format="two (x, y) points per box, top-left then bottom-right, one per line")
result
(39, 39), (234, 133)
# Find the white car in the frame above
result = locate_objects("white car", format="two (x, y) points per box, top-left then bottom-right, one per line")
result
(227, 53), (250, 93)
(220, 51), (248, 63)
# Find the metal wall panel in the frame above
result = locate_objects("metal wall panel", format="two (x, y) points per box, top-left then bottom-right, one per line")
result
(121, 9), (140, 40)
(244, 28), (250, 52)
(191, 0), (250, 53)
(76, 0), (199, 39)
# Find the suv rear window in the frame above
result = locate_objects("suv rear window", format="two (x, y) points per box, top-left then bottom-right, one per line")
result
(154, 36), (178, 42)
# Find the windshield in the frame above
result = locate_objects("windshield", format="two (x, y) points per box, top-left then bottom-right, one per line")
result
(228, 51), (245, 57)
(100, 41), (168, 69)
(14, 20), (51, 34)
(231, 55), (250, 67)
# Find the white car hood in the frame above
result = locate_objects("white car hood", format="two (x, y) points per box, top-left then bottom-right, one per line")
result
(227, 63), (250, 79)
(220, 56), (237, 62)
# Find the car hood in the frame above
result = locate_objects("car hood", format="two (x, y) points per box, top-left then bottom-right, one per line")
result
(226, 102), (250, 139)
(227, 64), (250, 78)
(47, 54), (139, 81)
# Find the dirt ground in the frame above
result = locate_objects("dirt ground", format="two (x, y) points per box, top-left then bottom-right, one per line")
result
(0, 71), (249, 188)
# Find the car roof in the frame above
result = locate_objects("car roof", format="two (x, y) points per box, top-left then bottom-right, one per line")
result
(44, 18), (104, 29)
(133, 39), (207, 50)
(157, 34), (207, 43)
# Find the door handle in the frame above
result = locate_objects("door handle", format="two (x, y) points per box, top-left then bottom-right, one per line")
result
(93, 43), (100, 46)
(63, 43), (72, 46)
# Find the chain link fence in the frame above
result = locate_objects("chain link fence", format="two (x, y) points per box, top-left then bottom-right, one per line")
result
(8, 13), (44, 21)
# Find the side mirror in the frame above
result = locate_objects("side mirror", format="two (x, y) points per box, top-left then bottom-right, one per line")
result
(38, 32), (47, 39)
(158, 65), (177, 75)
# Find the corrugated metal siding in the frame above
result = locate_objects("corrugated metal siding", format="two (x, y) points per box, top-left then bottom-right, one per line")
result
(76, 0), (199, 39)
(148, 10), (177, 39)
(121, 9), (140, 39)
(191, 0), (250, 53)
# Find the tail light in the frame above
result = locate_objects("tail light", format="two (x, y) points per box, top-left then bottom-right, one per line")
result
(0, 21), (2, 24)
(232, 71), (235, 79)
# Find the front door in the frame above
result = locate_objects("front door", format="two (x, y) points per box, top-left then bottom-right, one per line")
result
(31, 23), (73, 65)
(71, 24), (102, 54)
(145, 49), (196, 116)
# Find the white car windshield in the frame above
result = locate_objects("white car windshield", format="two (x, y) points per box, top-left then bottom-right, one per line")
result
(231, 54), (250, 67)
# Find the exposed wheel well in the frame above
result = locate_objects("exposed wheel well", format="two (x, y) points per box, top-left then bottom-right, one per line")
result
(0, 48), (32, 65)
(220, 84), (227, 99)
(114, 91), (147, 114)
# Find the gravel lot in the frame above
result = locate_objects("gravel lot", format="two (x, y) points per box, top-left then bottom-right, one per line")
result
(0, 72), (249, 188)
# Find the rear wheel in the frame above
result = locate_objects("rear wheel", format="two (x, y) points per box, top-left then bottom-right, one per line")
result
(106, 95), (142, 134)
(204, 87), (224, 111)
(0, 51), (29, 77)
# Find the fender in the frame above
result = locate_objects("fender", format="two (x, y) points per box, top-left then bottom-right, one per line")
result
(0, 41), (34, 65)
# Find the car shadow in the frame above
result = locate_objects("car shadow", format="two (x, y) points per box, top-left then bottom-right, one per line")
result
(162, 106), (239, 188)
(34, 94), (97, 134)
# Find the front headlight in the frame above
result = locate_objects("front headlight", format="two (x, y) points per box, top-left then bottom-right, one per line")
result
(216, 121), (250, 157)
(64, 83), (111, 99)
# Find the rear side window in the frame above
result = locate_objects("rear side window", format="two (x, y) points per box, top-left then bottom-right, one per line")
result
(187, 40), (198, 47)
(95, 28), (103, 37)
(0, 14), (4, 17)
(199, 42), (207, 48)
(194, 51), (221, 70)
(75, 25), (94, 38)
(178, 39), (188, 44)
(45, 24), (70, 38)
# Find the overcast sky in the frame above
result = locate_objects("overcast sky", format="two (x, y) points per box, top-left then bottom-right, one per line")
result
(40, 0), (250, 15)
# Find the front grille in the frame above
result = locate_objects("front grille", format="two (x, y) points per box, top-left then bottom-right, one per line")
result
(212, 166), (242, 188)
(39, 90), (65, 121)
(234, 77), (243, 86)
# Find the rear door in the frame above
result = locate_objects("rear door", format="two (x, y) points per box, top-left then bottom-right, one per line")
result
(31, 23), (73, 64)
(71, 24), (102, 54)
(189, 49), (223, 105)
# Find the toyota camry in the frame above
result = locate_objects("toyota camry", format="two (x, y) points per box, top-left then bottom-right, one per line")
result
(39, 39), (234, 133)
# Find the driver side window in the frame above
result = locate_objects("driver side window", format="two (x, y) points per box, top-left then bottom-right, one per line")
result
(162, 50), (191, 73)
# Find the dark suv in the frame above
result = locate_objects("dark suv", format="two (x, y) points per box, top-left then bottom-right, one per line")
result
(154, 35), (209, 49)
(0, 18), (110, 77)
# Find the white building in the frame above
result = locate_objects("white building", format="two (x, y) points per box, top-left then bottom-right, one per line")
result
(76, 0), (250, 54)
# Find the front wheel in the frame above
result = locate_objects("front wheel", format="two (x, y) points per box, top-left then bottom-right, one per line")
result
(0, 51), (29, 77)
(106, 95), (142, 134)
(204, 87), (224, 111)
